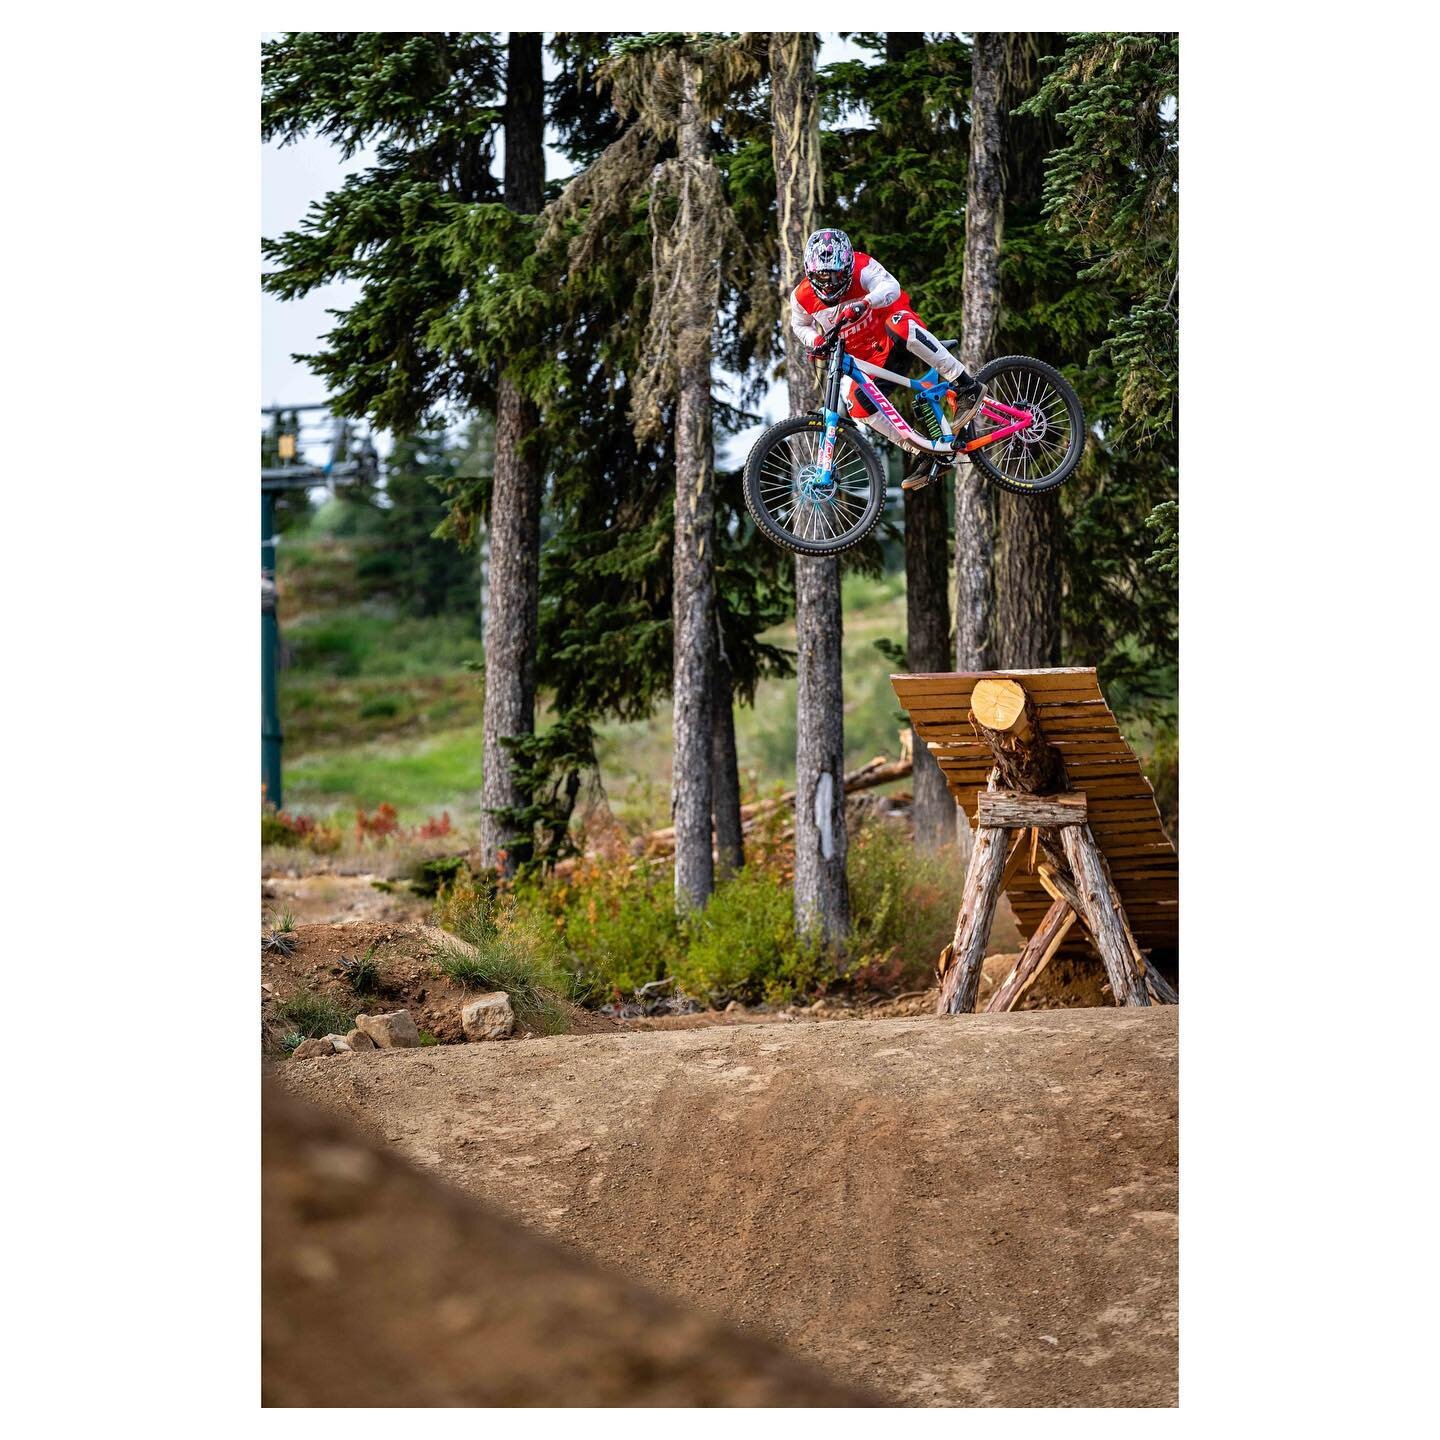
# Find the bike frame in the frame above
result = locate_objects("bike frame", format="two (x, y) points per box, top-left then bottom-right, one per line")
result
(814, 335), (1034, 484)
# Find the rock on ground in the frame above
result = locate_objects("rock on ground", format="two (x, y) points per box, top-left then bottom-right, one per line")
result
(290, 1037), (335, 1060)
(262, 1084), (877, 1407)
(354, 1011), (419, 1049)
(461, 992), (514, 1042)
(280, 1006), (1178, 1408)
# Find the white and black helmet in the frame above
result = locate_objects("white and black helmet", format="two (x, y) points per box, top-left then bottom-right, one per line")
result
(804, 228), (854, 304)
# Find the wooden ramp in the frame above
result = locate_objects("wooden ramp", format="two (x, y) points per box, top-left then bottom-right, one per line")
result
(891, 668), (1177, 973)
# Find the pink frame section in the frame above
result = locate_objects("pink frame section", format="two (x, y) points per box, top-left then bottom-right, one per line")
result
(963, 397), (1036, 453)
(847, 363), (1036, 456)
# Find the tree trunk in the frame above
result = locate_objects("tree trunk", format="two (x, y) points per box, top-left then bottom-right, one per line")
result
(882, 33), (955, 852)
(994, 34), (1065, 672)
(996, 490), (1062, 666)
(479, 33), (545, 876)
(772, 32), (850, 945)
(904, 477), (954, 853)
(711, 646), (743, 877)
(670, 53), (717, 912)
(954, 31), (1005, 678)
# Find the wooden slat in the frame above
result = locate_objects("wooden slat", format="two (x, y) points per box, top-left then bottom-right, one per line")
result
(893, 668), (1177, 959)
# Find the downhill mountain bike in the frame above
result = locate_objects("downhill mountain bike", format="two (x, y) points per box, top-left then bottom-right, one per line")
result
(743, 325), (1085, 557)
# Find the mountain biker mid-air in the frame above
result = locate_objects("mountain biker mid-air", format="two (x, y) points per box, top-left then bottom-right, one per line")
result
(790, 227), (984, 491)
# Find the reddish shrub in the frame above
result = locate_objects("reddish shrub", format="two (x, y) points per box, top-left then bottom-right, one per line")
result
(355, 803), (401, 842)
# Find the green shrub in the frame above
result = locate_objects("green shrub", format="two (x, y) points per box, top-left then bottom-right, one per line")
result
(551, 860), (684, 999)
(434, 882), (577, 1034)
(674, 866), (826, 1006)
(845, 820), (961, 989)
(277, 988), (355, 1040)
(358, 694), (401, 720)
(410, 854), (474, 899)
(339, 944), (381, 995)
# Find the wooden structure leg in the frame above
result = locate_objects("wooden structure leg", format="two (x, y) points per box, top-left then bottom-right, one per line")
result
(1038, 860), (1178, 1006)
(936, 824), (1014, 1014)
(1144, 964), (1180, 1006)
(984, 896), (1076, 1013)
(1060, 823), (1150, 1007)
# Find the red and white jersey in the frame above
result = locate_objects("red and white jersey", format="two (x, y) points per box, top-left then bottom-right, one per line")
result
(789, 252), (910, 364)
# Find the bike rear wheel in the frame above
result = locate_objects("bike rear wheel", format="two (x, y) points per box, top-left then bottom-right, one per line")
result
(965, 355), (1085, 495)
(743, 414), (885, 556)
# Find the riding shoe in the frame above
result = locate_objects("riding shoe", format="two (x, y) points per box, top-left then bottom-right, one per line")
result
(945, 378), (985, 429)
(901, 453), (950, 492)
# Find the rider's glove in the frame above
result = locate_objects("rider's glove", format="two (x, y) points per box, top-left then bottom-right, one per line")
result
(808, 333), (828, 361)
(839, 301), (869, 324)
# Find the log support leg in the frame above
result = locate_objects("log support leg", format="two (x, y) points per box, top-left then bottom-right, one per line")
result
(1037, 860), (1177, 1005)
(1060, 823), (1151, 1007)
(985, 895), (1076, 1013)
(937, 824), (1014, 1014)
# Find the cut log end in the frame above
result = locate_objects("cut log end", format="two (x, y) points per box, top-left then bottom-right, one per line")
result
(970, 678), (1031, 738)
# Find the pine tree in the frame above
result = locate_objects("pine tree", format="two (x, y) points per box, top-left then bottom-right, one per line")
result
(553, 33), (764, 908)
(379, 428), (481, 620)
(772, 31), (850, 945)
(993, 33), (1068, 670)
(479, 33), (545, 876)
(887, 32), (955, 848)
(955, 32), (1004, 675)
(1015, 32), (1179, 719)
(261, 31), (546, 873)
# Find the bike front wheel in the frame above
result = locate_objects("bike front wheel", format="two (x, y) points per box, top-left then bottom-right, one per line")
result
(743, 414), (886, 557)
(965, 355), (1086, 495)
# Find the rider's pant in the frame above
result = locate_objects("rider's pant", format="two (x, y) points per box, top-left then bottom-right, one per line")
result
(841, 310), (971, 451)
(883, 307), (966, 384)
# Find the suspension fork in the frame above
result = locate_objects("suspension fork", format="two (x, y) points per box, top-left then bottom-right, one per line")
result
(817, 342), (846, 484)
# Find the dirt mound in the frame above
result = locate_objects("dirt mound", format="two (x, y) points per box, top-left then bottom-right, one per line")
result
(263, 1085), (875, 1406)
(280, 1006), (1178, 1406)
(261, 922), (614, 1046)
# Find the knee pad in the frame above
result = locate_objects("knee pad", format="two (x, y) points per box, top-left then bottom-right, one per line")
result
(842, 375), (876, 420)
(884, 308), (920, 346)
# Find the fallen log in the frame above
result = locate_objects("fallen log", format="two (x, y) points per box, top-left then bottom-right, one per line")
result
(637, 755), (911, 856)
(985, 897), (1077, 1013)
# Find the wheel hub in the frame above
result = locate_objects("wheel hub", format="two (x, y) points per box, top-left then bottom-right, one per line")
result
(1018, 404), (1048, 444)
(797, 461), (836, 505)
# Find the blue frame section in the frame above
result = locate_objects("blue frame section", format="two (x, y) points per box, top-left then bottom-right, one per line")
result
(814, 354), (960, 486)
(841, 354), (955, 448)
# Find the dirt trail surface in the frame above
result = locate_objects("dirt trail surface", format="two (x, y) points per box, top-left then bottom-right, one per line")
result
(263, 1085), (876, 1406)
(281, 1006), (1178, 1406)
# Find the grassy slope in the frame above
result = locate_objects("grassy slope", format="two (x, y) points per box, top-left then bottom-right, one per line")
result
(277, 533), (909, 829)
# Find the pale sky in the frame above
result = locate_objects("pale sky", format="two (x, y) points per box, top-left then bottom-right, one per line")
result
(260, 34), (873, 465)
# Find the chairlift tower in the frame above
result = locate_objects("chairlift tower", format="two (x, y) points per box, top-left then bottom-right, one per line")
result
(260, 405), (377, 809)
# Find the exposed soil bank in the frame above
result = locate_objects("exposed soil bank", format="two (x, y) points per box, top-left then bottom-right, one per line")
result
(280, 1005), (1178, 1406)
(263, 1085), (877, 1406)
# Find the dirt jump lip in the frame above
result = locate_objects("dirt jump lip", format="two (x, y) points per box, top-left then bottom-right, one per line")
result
(263, 1083), (880, 1407)
(277, 1006), (1178, 1408)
